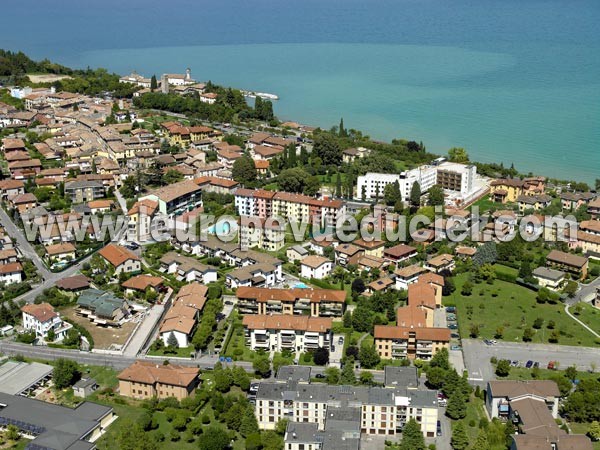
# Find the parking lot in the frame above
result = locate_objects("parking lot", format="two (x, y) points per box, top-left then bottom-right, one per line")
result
(329, 333), (345, 367)
(462, 339), (600, 385)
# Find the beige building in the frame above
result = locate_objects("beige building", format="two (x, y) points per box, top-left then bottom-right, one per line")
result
(118, 361), (200, 400)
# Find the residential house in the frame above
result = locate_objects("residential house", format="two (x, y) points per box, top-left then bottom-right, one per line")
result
(0, 249), (18, 265)
(516, 194), (552, 212)
(55, 274), (90, 295)
(159, 252), (218, 283)
(44, 242), (77, 264)
(286, 245), (309, 263)
(365, 277), (395, 295)
(353, 238), (386, 258)
(0, 262), (23, 285)
(334, 243), (364, 267)
(8, 193), (37, 213)
(98, 244), (141, 275)
(394, 264), (427, 291)
(384, 244), (418, 263)
(21, 302), (72, 341)
(87, 199), (114, 214)
(424, 253), (455, 273)
(300, 255), (333, 280)
(0, 179), (25, 200)
(532, 267), (565, 290)
(118, 361), (200, 400)
(545, 249), (588, 279)
(588, 197), (600, 220)
(121, 274), (165, 296)
(76, 289), (129, 326)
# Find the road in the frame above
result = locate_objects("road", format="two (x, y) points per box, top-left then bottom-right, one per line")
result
(462, 339), (600, 385)
(569, 277), (600, 306)
(0, 207), (51, 280)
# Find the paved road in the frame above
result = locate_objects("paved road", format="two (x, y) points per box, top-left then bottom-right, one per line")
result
(0, 207), (51, 280)
(462, 339), (600, 385)
(570, 277), (600, 306)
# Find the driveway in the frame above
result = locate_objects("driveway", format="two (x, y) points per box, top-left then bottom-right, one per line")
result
(329, 333), (345, 367)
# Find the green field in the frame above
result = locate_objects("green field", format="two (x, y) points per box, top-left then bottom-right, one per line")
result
(571, 302), (600, 335)
(445, 273), (599, 347)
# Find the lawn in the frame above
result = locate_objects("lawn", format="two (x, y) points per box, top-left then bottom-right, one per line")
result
(571, 302), (600, 335)
(569, 423), (600, 450)
(222, 313), (259, 362)
(468, 196), (509, 213)
(445, 273), (599, 347)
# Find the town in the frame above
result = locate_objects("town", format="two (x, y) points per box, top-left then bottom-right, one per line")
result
(0, 50), (599, 450)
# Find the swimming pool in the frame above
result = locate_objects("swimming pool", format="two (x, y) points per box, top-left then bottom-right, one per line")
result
(207, 221), (237, 235)
(293, 282), (309, 289)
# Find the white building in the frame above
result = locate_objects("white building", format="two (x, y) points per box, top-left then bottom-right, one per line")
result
(300, 255), (333, 280)
(242, 315), (332, 353)
(357, 166), (437, 202)
(0, 262), (23, 285)
(164, 68), (195, 86)
(21, 303), (72, 341)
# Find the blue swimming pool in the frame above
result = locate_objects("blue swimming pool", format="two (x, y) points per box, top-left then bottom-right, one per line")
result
(207, 221), (237, 235)
(293, 282), (309, 289)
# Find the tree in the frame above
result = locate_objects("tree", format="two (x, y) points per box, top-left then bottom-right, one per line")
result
(461, 280), (473, 295)
(253, 355), (271, 377)
(240, 405), (260, 437)
(278, 167), (309, 193)
(351, 277), (366, 294)
(469, 323), (480, 338)
(473, 242), (497, 267)
(46, 328), (56, 342)
(286, 143), (297, 168)
(343, 311), (352, 328)
(324, 367), (340, 384)
(113, 419), (158, 450)
(313, 347), (329, 366)
(120, 175), (138, 198)
(335, 172), (342, 197)
(351, 305), (373, 332)
(426, 366), (447, 389)
(428, 184), (444, 206)
(563, 280), (578, 297)
(150, 75), (157, 91)
(338, 117), (346, 137)
(4, 424), (20, 442)
(358, 343), (380, 369)
(495, 359), (511, 377)
(384, 181), (402, 206)
(565, 365), (578, 382)
(430, 347), (450, 370)
(399, 418), (426, 450)
(196, 426), (230, 450)
(519, 259), (533, 281)
(448, 147), (469, 163)
(313, 133), (341, 166)
(53, 358), (81, 389)
(232, 156), (257, 185)
(446, 392), (467, 419)
(340, 357), (356, 385)
(359, 371), (374, 385)
(450, 421), (469, 450)
(162, 169), (183, 185)
(522, 327), (534, 342)
(588, 421), (600, 441)
(304, 175), (321, 196)
(410, 181), (421, 207)
(533, 317), (544, 329)
(167, 332), (178, 349)
(471, 429), (490, 450)
(245, 433), (262, 450)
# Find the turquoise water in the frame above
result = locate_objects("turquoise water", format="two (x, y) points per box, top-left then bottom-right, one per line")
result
(2, 0), (598, 182)
(207, 221), (236, 236)
(293, 282), (310, 289)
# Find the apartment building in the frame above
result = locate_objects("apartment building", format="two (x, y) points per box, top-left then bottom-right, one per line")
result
(545, 249), (588, 279)
(239, 216), (286, 252)
(234, 189), (346, 226)
(159, 252), (218, 283)
(236, 287), (346, 317)
(118, 361), (200, 400)
(300, 255), (333, 280)
(138, 179), (203, 218)
(64, 180), (105, 203)
(127, 198), (159, 241)
(356, 166), (437, 202)
(490, 177), (546, 204)
(243, 315), (332, 353)
(435, 161), (476, 194)
(255, 377), (439, 438)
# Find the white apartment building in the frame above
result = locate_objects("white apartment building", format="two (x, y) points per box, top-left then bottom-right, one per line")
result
(255, 379), (439, 438)
(239, 217), (286, 252)
(435, 161), (476, 195)
(357, 166), (437, 202)
(243, 315), (332, 353)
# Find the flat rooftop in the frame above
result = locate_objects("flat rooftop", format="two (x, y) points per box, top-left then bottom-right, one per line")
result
(0, 361), (53, 395)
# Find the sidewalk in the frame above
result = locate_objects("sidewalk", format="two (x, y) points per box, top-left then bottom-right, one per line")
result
(122, 303), (165, 357)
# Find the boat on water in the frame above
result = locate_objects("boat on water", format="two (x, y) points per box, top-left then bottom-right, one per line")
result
(241, 90), (279, 100)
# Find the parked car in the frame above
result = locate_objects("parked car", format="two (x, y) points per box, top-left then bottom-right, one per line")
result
(338, 337), (344, 345)
(484, 339), (492, 345)
(446, 307), (456, 313)
(525, 360), (534, 368)
(451, 345), (462, 351)
(315, 374), (325, 379)
(533, 361), (540, 368)
(547, 361), (557, 370)
(510, 360), (519, 367)
(436, 420), (442, 436)
(450, 333), (460, 339)
(448, 324), (458, 330)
